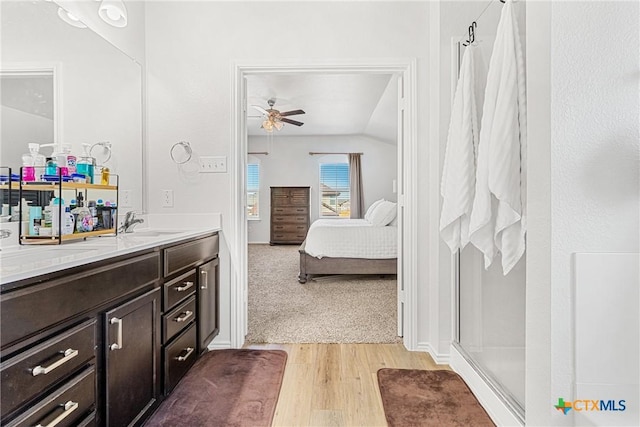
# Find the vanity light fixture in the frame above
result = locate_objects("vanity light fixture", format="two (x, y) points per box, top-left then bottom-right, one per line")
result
(57, 7), (87, 29)
(98, 0), (128, 28)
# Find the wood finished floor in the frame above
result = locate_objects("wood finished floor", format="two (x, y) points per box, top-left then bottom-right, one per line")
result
(244, 343), (451, 427)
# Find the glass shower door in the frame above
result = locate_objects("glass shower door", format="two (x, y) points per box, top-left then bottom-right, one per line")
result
(458, 245), (526, 412)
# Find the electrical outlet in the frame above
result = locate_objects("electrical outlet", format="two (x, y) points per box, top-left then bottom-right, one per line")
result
(199, 156), (227, 173)
(120, 190), (132, 208)
(162, 189), (174, 207)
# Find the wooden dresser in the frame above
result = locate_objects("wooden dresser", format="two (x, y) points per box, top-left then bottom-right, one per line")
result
(270, 186), (310, 245)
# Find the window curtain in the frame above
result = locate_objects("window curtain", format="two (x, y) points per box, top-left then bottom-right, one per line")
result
(349, 153), (364, 219)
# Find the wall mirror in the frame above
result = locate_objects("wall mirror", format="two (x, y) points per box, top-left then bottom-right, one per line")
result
(0, 0), (143, 217)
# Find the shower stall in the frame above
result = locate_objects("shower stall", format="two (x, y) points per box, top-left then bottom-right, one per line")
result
(452, 0), (527, 422)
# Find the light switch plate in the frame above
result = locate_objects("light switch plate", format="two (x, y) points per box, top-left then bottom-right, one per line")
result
(199, 156), (227, 173)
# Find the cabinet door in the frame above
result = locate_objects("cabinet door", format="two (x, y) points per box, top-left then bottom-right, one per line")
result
(104, 288), (160, 427)
(197, 258), (219, 352)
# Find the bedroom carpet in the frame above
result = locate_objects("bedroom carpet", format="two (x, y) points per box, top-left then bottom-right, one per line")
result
(145, 349), (287, 427)
(377, 369), (495, 427)
(246, 244), (400, 343)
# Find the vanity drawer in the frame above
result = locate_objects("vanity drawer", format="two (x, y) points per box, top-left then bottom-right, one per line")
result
(163, 296), (196, 343)
(163, 270), (196, 311)
(5, 365), (95, 427)
(1, 252), (160, 348)
(163, 323), (197, 394)
(0, 320), (96, 420)
(164, 235), (219, 277)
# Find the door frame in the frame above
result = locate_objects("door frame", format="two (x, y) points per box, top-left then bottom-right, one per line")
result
(230, 59), (419, 349)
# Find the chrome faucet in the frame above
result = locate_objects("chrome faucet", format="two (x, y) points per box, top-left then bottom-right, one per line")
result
(120, 211), (144, 233)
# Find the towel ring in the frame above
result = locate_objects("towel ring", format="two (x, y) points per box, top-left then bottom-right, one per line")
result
(90, 141), (112, 165)
(170, 141), (193, 164)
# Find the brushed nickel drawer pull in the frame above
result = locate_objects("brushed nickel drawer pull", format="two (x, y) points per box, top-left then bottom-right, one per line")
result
(174, 310), (193, 323)
(176, 347), (195, 362)
(201, 270), (208, 290)
(34, 400), (78, 427)
(176, 281), (194, 292)
(31, 349), (78, 376)
(110, 317), (123, 351)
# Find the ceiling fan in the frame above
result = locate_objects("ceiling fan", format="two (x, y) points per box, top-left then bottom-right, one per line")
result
(251, 98), (305, 132)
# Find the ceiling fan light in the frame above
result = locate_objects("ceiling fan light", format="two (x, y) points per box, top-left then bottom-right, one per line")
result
(262, 120), (273, 132)
(99, 0), (128, 28)
(274, 121), (284, 131)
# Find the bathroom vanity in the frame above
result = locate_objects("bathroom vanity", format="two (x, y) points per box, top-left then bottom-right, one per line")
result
(0, 229), (220, 426)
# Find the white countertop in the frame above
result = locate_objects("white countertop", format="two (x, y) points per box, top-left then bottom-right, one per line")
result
(0, 227), (221, 286)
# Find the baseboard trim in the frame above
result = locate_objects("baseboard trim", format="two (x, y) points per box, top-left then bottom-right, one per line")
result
(450, 344), (524, 426)
(416, 342), (450, 365)
(208, 340), (232, 350)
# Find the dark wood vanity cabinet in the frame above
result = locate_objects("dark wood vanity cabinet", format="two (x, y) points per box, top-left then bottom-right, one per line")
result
(104, 288), (161, 427)
(160, 234), (219, 394)
(0, 231), (220, 427)
(197, 258), (219, 353)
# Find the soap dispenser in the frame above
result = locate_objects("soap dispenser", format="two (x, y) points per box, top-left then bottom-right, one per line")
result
(76, 144), (96, 184)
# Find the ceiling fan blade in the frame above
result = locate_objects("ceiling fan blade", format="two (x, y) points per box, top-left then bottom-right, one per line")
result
(281, 118), (304, 127)
(280, 109), (305, 117)
(251, 105), (269, 115)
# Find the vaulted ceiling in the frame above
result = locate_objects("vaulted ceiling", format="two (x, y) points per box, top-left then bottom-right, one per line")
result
(246, 73), (398, 144)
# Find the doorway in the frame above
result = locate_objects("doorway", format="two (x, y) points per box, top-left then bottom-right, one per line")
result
(230, 60), (418, 349)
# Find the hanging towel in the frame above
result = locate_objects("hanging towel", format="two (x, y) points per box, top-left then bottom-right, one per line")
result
(440, 46), (479, 253)
(469, 0), (527, 275)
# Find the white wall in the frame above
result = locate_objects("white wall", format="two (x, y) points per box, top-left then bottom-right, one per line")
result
(549, 1), (639, 425)
(145, 1), (430, 347)
(247, 134), (397, 243)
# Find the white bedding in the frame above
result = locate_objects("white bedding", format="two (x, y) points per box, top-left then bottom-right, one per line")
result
(303, 219), (397, 259)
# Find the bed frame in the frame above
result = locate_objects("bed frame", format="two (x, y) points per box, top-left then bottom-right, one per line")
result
(298, 239), (397, 283)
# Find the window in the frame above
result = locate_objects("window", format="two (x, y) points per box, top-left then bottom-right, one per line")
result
(247, 163), (260, 219)
(319, 163), (350, 217)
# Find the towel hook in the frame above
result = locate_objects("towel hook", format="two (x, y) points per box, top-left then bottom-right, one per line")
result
(463, 21), (477, 46)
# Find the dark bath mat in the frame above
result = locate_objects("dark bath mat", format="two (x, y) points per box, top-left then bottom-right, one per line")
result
(146, 349), (287, 427)
(377, 368), (495, 427)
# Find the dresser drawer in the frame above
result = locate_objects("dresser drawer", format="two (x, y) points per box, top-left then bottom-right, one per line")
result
(272, 215), (308, 224)
(1, 252), (159, 348)
(272, 224), (308, 233)
(1, 320), (95, 420)
(271, 232), (307, 243)
(163, 323), (197, 394)
(5, 365), (95, 427)
(163, 296), (196, 343)
(163, 270), (196, 311)
(272, 206), (309, 215)
(164, 235), (219, 277)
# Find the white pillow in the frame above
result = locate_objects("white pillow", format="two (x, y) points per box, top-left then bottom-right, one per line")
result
(364, 199), (385, 222)
(367, 200), (397, 227)
(389, 215), (398, 226)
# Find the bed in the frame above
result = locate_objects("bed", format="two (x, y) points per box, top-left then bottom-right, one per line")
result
(298, 218), (397, 283)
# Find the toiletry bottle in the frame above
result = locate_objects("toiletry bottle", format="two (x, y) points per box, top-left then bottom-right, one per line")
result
(63, 144), (76, 175)
(63, 207), (75, 235)
(21, 143), (43, 182)
(46, 198), (65, 236)
(73, 194), (93, 232)
(45, 157), (59, 177)
(29, 206), (42, 235)
(88, 200), (98, 229)
(76, 144), (95, 184)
